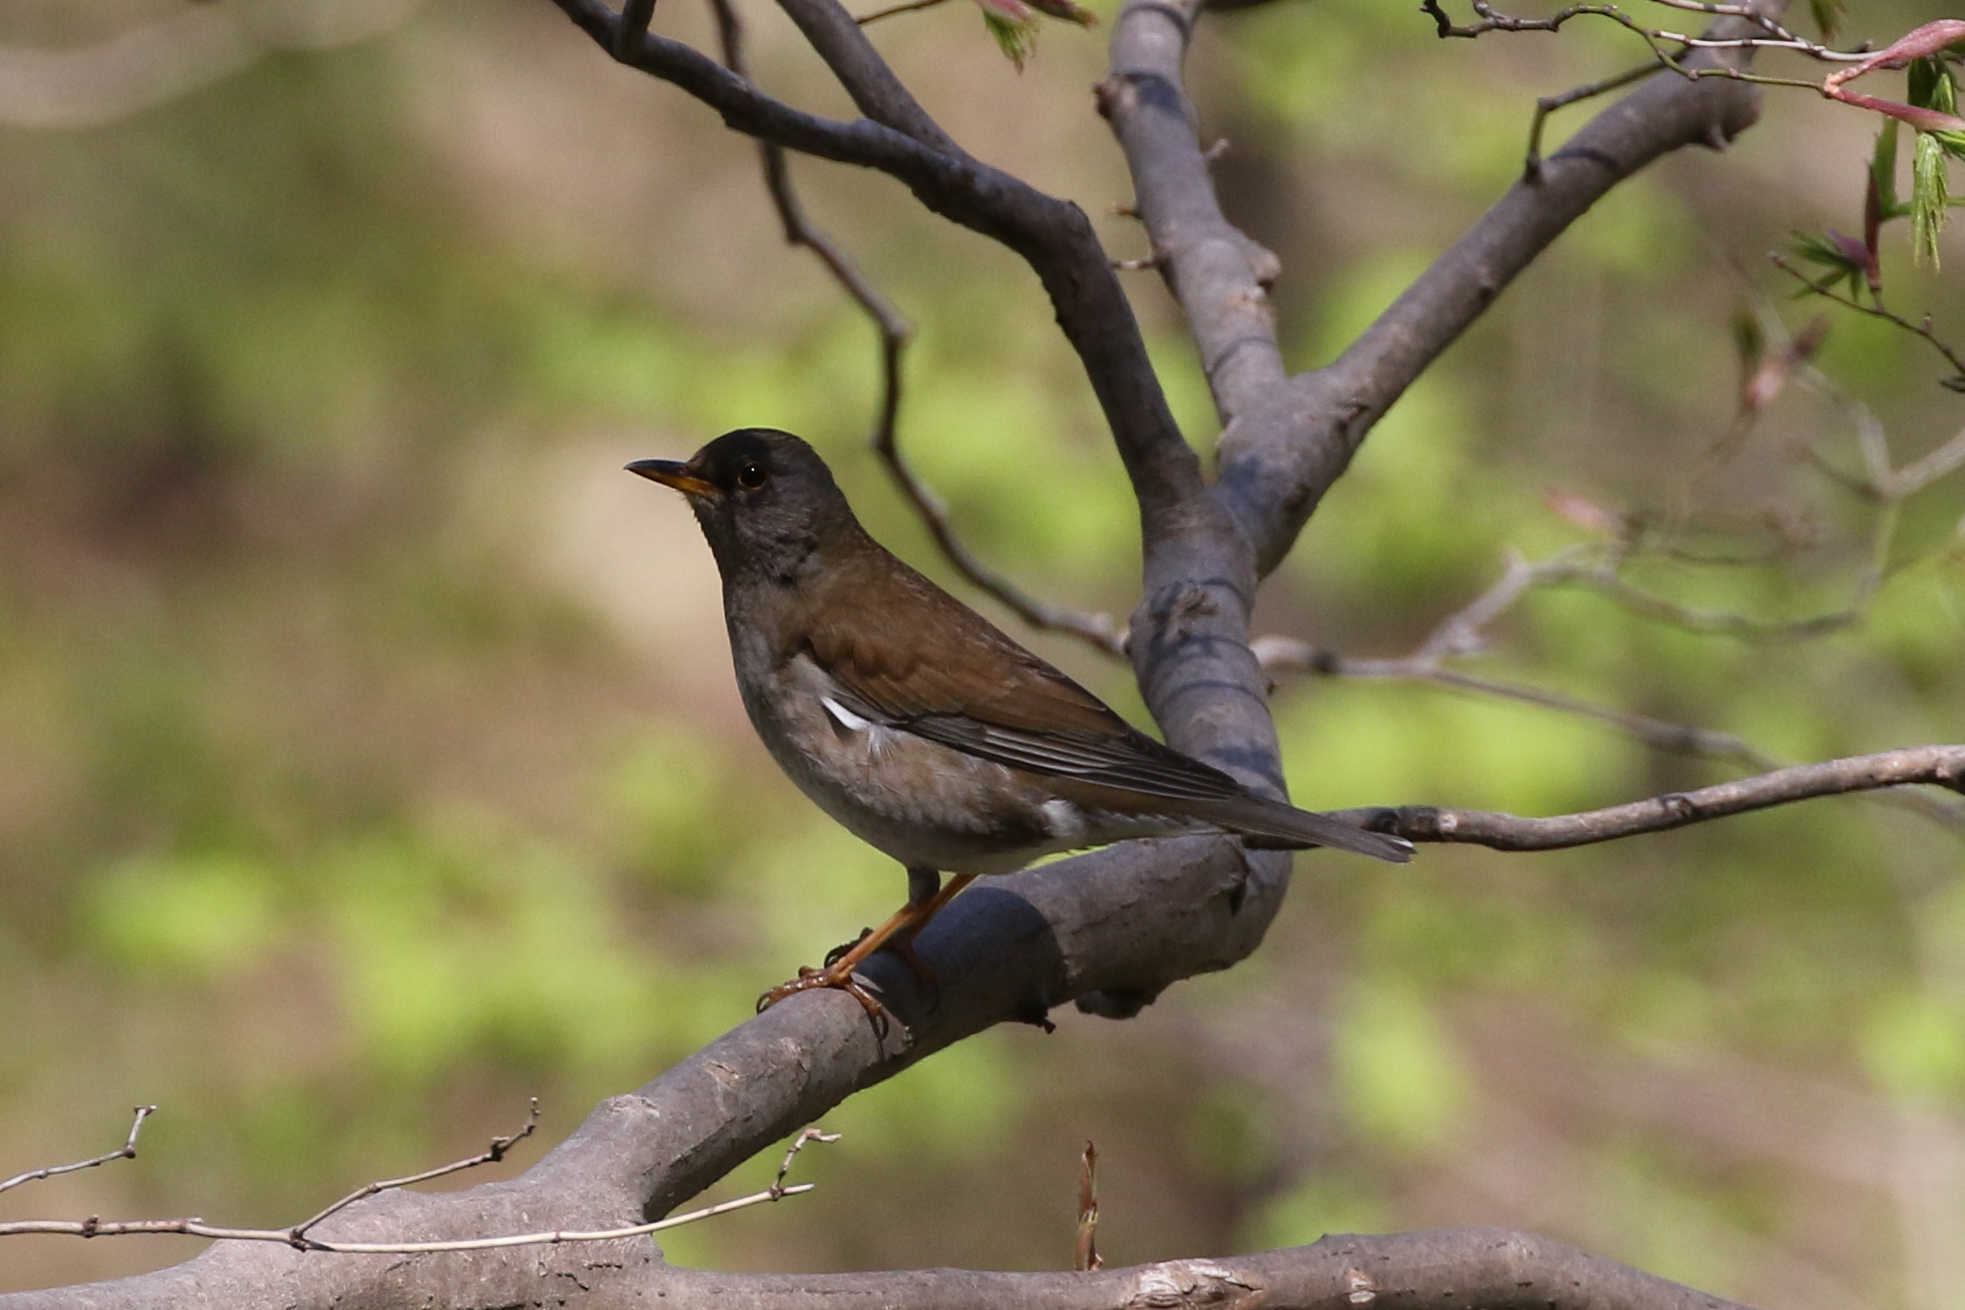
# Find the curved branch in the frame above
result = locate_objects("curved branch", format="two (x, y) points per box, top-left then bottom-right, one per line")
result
(772, 0), (962, 152)
(1097, 0), (1783, 573)
(1342, 746), (1965, 851)
(548, 0), (1202, 531)
(1220, 7), (1777, 570)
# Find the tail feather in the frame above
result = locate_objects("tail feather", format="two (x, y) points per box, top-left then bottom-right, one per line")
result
(1185, 795), (1413, 863)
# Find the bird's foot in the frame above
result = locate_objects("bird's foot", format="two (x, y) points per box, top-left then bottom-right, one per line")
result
(757, 965), (891, 1041)
(821, 929), (938, 997)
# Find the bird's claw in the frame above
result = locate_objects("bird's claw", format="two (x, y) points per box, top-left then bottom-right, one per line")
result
(757, 966), (891, 1041)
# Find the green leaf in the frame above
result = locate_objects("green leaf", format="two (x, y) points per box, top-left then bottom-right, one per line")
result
(1912, 129), (1951, 266)
(1787, 228), (1870, 295)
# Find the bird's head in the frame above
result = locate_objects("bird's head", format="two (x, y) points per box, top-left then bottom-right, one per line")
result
(628, 427), (859, 585)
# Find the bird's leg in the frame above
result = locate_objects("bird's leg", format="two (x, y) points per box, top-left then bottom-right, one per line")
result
(757, 867), (976, 1032)
(888, 872), (976, 996)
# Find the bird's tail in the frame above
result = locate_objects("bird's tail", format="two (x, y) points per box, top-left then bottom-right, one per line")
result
(1183, 795), (1413, 863)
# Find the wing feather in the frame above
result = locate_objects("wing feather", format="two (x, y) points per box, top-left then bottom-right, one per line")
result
(799, 551), (1413, 863)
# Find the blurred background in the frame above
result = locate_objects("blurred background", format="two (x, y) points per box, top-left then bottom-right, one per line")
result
(2, 0), (1962, 1303)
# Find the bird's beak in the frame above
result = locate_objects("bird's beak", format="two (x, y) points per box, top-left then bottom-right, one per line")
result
(626, 458), (719, 499)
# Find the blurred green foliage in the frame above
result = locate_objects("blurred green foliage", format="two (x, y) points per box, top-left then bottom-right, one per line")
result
(2, 1), (1964, 1306)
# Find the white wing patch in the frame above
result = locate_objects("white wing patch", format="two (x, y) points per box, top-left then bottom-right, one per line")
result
(820, 694), (872, 733)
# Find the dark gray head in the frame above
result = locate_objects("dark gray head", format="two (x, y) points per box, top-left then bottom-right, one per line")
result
(627, 428), (863, 586)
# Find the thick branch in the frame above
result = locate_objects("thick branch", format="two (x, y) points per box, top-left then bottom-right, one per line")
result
(1100, 0), (1782, 574)
(6, 1216), (1759, 1310)
(1100, 0), (1287, 424)
(1219, 15), (1775, 571)
(1343, 746), (1965, 851)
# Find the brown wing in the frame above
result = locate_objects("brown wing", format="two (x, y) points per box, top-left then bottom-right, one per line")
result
(802, 552), (1413, 863)
(804, 559), (1256, 802)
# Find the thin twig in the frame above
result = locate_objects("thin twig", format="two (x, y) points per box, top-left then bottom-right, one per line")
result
(1423, 0), (1923, 170)
(1571, 563), (1862, 640)
(1260, 531), (1965, 837)
(707, 0), (1127, 658)
(771, 1126), (841, 1196)
(0, 1109), (833, 1252)
(855, 0), (952, 24)
(1266, 640), (1779, 768)
(1527, 61), (1660, 177)
(1771, 255), (1965, 387)
(1340, 745), (1965, 850)
(1422, 0), (1861, 60)
(0, 1106), (154, 1198)
(1254, 547), (1776, 769)
(290, 1099), (540, 1241)
(0, 1184), (817, 1251)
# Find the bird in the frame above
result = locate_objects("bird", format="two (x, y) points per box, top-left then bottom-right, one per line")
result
(629, 427), (1411, 1027)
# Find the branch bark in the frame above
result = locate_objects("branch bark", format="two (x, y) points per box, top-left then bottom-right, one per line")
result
(1103, 0), (1786, 573)
(5, 1224), (1760, 1310)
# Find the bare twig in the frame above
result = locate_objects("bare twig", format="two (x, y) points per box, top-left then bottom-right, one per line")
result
(1421, 0), (1857, 60)
(1772, 255), (1965, 388)
(1571, 562), (1860, 640)
(290, 1099), (541, 1241)
(0, 1109), (830, 1253)
(706, 0), (1126, 657)
(770, 1127), (840, 1196)
(1526, 60), (1661, 176)
(1260, 538), (1965, 836)
(0, 1107), (154, 1198)
(1263, 638), (1779, 769)
(0, 1183), (817, 1251)
(1342, 745), (1965, 851)
(1254, 548), (1773, 765)
(855, 0), (953, 24)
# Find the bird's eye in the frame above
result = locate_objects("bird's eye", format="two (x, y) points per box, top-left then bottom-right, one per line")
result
(736, 461), (769, 490)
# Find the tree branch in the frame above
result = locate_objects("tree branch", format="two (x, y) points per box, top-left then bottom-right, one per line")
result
(0, 1107), (152, 1198)
(1224, 11), (1773, 570)
(549, 0), (1204, 529)
(1342, 746), (1965, 851)
(3, 1212), (1762, 1310)
(771, 0), (962, 152)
